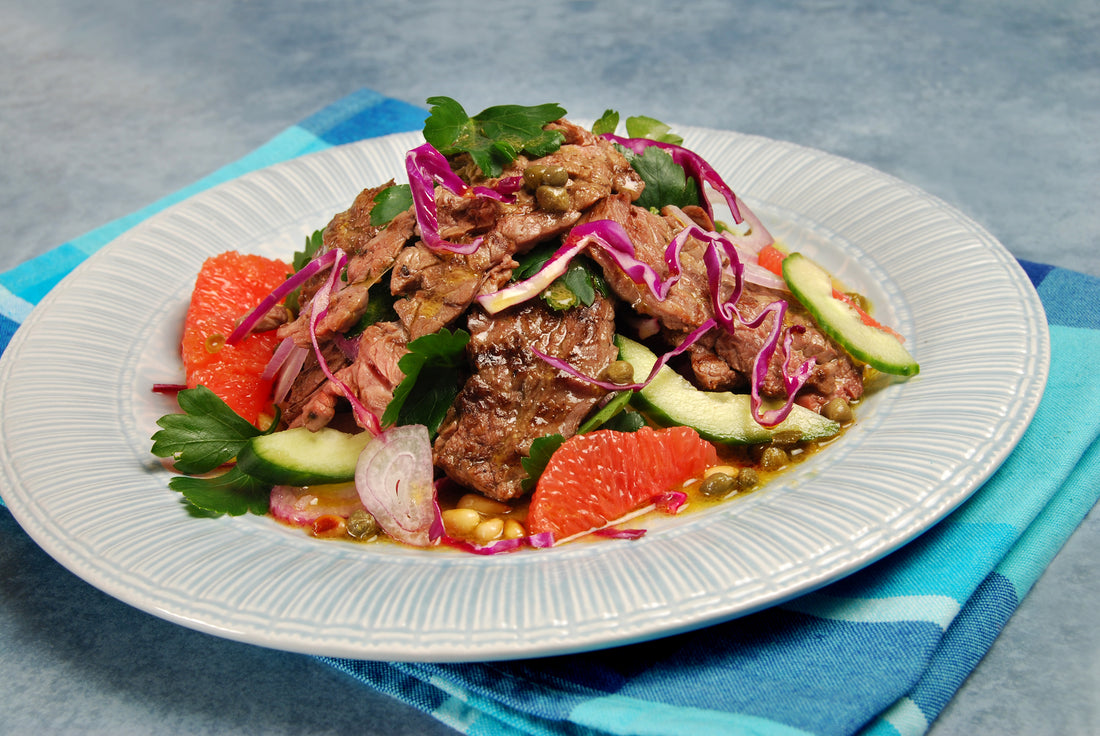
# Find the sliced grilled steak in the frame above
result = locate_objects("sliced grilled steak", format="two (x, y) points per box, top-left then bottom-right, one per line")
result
(278, 191), (417, 345)
(583, 194), (712, 332)
(433, 295), (617, 501)
(290, 182), (397, 308)
(389, 120), (643, 340)
(287, 321), (408, 431)
(281, 343), (351, 428)
(581, 195), (864, 410)
(390, 229), (519, 340)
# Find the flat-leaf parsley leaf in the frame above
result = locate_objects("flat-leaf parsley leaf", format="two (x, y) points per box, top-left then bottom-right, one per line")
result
(169, 466), (271, 516)
(151, 386), (262, 475)
(627, 146), (700, 211)
(383, 327), (471, 435)
(370, 184), (413, 227)
(423, 96), (566, 178)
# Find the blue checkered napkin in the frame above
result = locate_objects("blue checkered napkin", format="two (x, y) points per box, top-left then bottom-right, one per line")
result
(2, 90), (1097, 736)
(326, 264), (1100, 736)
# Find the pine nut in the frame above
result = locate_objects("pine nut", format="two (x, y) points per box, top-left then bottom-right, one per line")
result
(456, 493), (511, 515)
(704, 465), (740, 478)
(441, 508), (481, 537)
(502, 519), (526, 540)
(473, 518), (504, 544)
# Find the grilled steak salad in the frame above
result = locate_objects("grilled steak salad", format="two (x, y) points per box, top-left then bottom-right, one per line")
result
(152, 98), (918, 552)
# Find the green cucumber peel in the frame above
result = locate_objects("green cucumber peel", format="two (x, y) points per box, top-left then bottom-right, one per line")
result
(782, 253), (919, 377)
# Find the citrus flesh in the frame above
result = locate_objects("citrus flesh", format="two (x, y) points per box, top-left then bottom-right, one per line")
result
(528, 426), (719, 541)
(180, 251), (292, 424)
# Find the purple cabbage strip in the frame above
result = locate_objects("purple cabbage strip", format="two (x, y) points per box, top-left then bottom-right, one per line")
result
(406, 143), (482, 254)
(306, 248), (381, 435)
(260, 336), (297, 381)
(226, 248), (342, 345)
(442, 530), (555, 555)
(654, 490), (688, 514)
(472, 175), (523, 201)
(406, 144), (524, 255)
(594, 528), (647, 540)
(600, 135), (775, 252)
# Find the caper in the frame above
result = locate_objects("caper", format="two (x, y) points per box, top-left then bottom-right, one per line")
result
(822, 397), (854, 424)
(603, 360), (635, 385)
(699, 472), (736, 498)
(536, 185), (571, 213)
(541, 164), (569, 187)
(759, 446), (789, 471)
(346, 509), (379, 540)
(522, 163), (548, 190)
(737, 467), (759, 490)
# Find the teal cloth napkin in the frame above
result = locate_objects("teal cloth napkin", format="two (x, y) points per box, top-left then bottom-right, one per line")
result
(2, 89), (1097, 736)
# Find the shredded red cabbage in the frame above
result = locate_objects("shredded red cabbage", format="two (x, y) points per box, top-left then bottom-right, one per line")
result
(654, 490), (688, 514)
(306, 248), (381, 434)
(263, 337), (308, 405)
(594, 527), (647, 540)
(442, 530), (554, 555)
(261, 336), (297, 381)
(603, 134), (774, 253)
(666, 205), (784, 287)
(331, 332), (360, 363)
(602, 134), (744, 222)
(472, 175), (523, 201)
(406, 144), (524, 255)
(226, 249), (341, 345)
(152, 383), (187, 394)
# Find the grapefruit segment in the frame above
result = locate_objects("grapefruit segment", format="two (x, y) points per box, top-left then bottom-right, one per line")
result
(180, 251), (293, 424)
(527, 426), (718, 541)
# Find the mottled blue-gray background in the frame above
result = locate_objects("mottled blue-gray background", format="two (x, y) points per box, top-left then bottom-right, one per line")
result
(1, 1), (1096, 734)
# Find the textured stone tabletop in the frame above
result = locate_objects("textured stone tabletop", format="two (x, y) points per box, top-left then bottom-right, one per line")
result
(1, 1), (1096, 734)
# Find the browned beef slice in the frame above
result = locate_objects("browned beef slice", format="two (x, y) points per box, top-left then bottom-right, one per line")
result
(544, 120), (645, 208)
(324, 181), (398, 257)
(699, 292), (865, 411)
(582, 196), (863, 410)
(491, 123), (645, 247)
(281, 343), (351, 427)
(390, 230), (519, 340)
(285, 321), (409, 431)
(387, 122), (645, 340)
(433, 295), (617, 502)
(290, 182), (395, 306)
(583, 194), (712, 332)
(278, 204), (416, 346)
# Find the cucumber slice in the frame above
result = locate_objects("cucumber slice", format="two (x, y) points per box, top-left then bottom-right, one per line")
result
(237, 426), (373, 486)
(782, 252), (919, 376)
(616, 336), (841, 444)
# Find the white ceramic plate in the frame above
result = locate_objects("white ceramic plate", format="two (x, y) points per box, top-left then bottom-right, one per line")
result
(0, 128), (1048, 662)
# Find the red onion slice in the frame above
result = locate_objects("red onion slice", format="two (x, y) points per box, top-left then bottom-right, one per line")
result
(354, 424), (440, 547)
